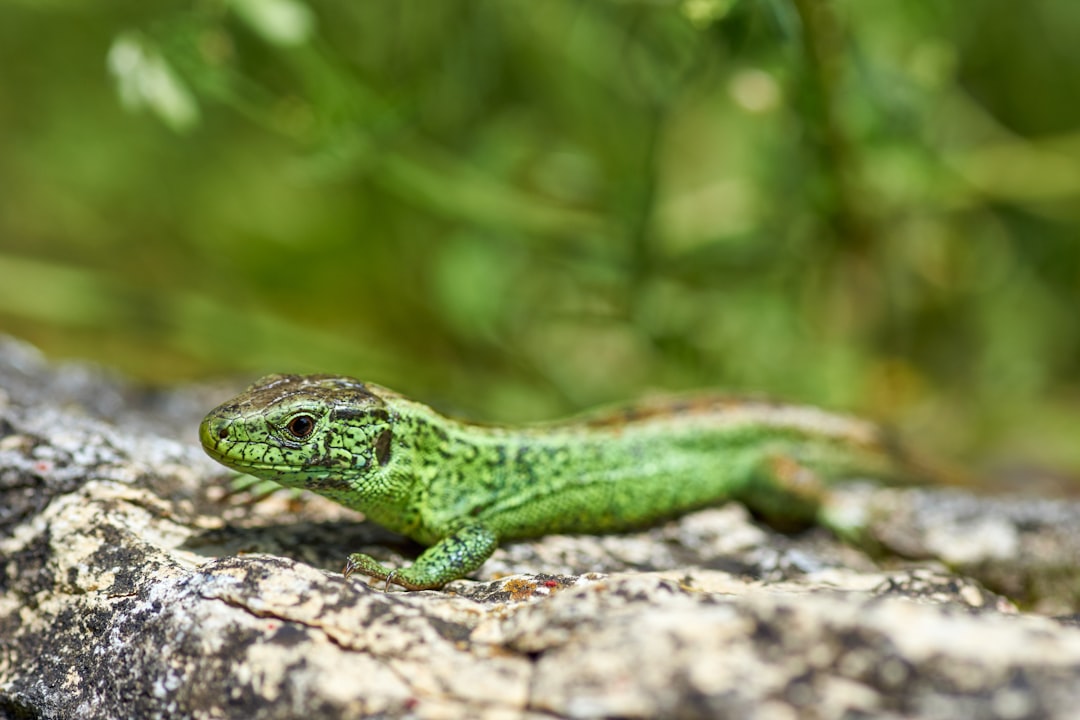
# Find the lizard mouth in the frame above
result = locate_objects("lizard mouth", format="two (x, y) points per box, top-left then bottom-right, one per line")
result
(199, 435), (347, 482)
(199, 442), (292, 475)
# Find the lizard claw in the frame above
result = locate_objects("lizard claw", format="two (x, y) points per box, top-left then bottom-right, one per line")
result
(342, 554), (400, 591)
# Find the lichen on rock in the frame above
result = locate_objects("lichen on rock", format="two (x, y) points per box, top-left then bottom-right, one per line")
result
(2, 335), (1080, 719)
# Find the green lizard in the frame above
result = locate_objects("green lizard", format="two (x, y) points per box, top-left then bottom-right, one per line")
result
(199, 374), (926, 590)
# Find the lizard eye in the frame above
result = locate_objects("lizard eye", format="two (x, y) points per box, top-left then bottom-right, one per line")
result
(286, 414), (316, 439)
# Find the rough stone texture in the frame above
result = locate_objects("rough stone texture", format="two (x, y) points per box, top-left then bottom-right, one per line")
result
(2, 335), (1080, 719)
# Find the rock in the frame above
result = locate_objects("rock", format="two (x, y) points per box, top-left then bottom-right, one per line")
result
(2, 335), (1080, 719)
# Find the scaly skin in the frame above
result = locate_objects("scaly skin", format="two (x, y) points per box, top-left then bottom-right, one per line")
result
(199, 374), (924, 590)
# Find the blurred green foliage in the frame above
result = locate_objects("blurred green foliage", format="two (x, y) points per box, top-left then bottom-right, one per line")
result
(1, 0), (1079, 473)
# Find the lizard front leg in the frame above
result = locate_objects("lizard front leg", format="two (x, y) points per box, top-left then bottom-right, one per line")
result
(343, 523), (499, 590)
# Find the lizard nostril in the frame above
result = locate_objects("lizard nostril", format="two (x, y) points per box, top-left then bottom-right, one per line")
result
(218, 426), (229, 440)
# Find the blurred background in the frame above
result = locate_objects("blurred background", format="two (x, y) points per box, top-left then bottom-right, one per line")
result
(0, 0), (1078, 482)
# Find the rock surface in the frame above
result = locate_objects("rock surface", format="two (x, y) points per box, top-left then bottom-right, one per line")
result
(2, 335), (1080, 719)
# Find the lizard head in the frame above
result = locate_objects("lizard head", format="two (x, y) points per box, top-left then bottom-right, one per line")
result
(199, 374), (397, 491)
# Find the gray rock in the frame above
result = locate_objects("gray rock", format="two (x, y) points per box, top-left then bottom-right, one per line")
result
(2, 335), (1080, 719)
